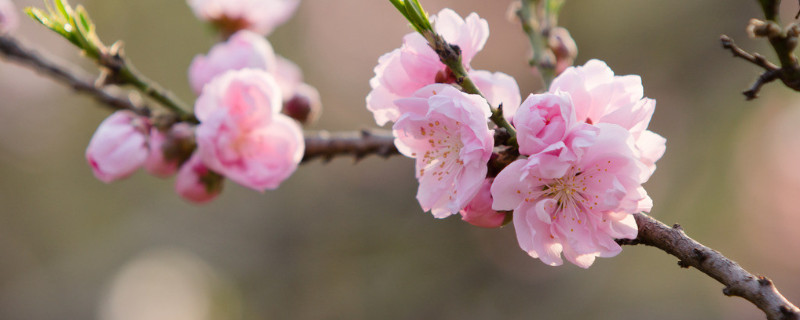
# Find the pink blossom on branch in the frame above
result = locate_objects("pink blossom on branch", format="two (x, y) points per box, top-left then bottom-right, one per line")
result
(186, 0), (300, 36)
(367, 8), (502, 126)
(393, 84), (494, 218)
(492, 124), (648, 268)
(549, 59), (666, 178)
(513, 91), (586, 156)
(85, 111), (150, 183)
(460, 179), (508, 228)
(0, 0), (17, 34)
(144, 123), (195, 178)
(470, 70), (521, 123)
(194, 69), (304, 191)
(175, 153), (223, 204)
(189, 30), (278, 95)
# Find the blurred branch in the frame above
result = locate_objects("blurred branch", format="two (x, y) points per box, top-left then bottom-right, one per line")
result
(25, 0), (195, 121)
(0, 34), (149, 116)
(515, 0), (559, 86)
(302, 129), (399, 163)
(722, 0), (800, 100)
(618, 213), (800, 320)
(0, 34), (400, 163)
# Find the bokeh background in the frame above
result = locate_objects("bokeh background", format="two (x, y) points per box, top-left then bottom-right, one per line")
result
(1, 0), (799, 319)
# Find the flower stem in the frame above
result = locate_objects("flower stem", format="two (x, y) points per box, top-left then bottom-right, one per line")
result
(115, 61), (196, 122)
(423, 31), (518, 146)
(517, 0), (561, 88)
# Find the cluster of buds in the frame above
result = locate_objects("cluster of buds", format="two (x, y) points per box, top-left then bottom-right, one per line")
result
(371, 6), (665, 267)
(85, 0), (321, 203)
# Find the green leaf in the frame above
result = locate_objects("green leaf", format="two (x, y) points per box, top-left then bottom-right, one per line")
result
(54, 0), (71, 20)
(75, 6), (95, 36)
(25, 7), (52, 27)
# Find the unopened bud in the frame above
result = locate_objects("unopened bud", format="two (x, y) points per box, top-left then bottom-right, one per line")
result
(144, 123), (196, 178)
(746, 19), (780, 38)
(787, 23), (800, 51)
(282, 83), (322, 125)
(175, 153), (224, 204)
(549, 27), (578, 74)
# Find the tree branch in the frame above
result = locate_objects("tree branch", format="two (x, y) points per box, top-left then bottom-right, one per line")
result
(302, 129), (399, 163)
(618, 212), (800, 320)
(722, 1), (800, 99)
(0, 34), (149, 116)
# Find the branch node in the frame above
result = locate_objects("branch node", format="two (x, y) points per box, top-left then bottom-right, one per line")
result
(677, 260), (691, 269)
(693, 248), (708, 263)
(723, 286), (734, 296)
(758, 276), (773, 286)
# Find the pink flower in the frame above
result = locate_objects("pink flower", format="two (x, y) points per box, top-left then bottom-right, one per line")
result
(86, 111), (149, 183)
(471, 70), (521, 123)
(513, 92), (582, 156)
(549, 59), (666, 178)
(0, 0), (17, 34)
(393, 84), (494, 217)
(189, 30), (277, 95)
(366, 8), (491, 126)
(460, 179), (508, 228)
(144, 123), (195, 178)
(491, 124), (648, 268)
(195, 69), (304, 191)
(175, 153), (223, 204)
(186, 0), (300, 36)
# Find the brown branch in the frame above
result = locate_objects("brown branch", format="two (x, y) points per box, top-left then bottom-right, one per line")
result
(302, 129), (399, 163)
(722, 1), (800, 99)
(618, 213), (800, 320)
(0, 34), (149, 116)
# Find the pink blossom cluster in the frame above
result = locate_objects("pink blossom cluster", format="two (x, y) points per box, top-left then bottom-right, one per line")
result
(368, 9), (665, 267)
(86, 5), (314, 203)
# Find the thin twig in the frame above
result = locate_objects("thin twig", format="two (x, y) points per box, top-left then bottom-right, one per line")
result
(722, 1), (800, 99)
(0, 35), (148, 116)
(720, 35), (780, 71)
(302, 129), (399, 163)
(619, 213), (800, 320)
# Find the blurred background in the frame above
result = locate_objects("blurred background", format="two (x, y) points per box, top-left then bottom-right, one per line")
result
(1, 0), (799, 319)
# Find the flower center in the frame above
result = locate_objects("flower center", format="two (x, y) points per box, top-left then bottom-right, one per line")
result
(414, 120), (464, 181)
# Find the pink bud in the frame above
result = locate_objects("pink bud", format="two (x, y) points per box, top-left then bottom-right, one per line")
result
(144, 123), (196, 178)
(460, 179), (508, 228)
(86, 111), (149, 183)
(282, 83), (321, 125)
(175, 153), (223, 204)
(0, 0), (18, 34)
(548, 27), (578, 75)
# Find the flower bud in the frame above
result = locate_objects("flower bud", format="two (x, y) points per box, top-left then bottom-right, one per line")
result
(86, 111), (149, 183)
(175, 154), (223, 204)
(282, 83), (322, 125)
(144, 123), (196, 178)
(548, 27), (578, 75)
(460, 179), (509, 228)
